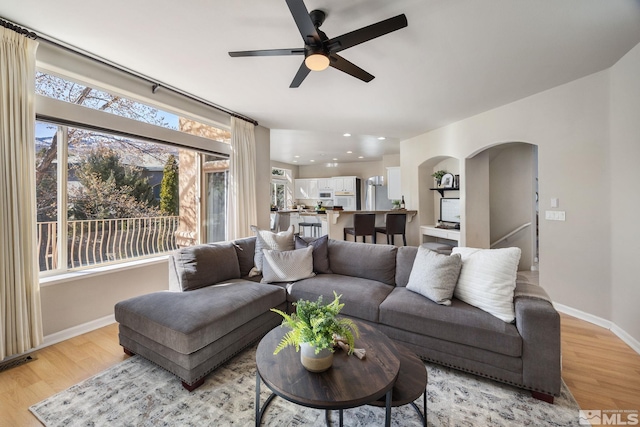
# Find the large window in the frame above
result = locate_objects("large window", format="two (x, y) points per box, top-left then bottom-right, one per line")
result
(35, 72), (230, 274)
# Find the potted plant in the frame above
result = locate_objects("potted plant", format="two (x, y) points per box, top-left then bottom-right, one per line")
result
(271, 292), (359, 372)
(431, 170), (447, 187)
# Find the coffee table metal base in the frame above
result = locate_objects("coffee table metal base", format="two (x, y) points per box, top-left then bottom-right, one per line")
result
(256, 372), (393, 427)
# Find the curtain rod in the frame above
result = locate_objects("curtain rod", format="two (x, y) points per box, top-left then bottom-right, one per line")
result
(0, 18), (37, 39)
(0, 16), (259, 127)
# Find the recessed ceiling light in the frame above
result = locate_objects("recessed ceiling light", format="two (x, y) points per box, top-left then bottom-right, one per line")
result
(294, 155), (300, 158)
(358, 156), (364, 159)
(346, 151), (353, 154)
(343, 133), (351, 137)
(332, 158), (338, 161)
(310, 159), (315, 162)
(378, 137), (386, 140)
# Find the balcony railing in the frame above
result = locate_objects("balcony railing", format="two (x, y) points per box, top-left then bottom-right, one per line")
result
(37, 216), (180, 272)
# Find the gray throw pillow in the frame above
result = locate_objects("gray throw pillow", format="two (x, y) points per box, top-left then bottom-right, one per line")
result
(261, 246), (315, 283)
(295, 235), (332, 274)
(172, 243), (241, 291)
(249, 225), (295, 276)
(406, 246), (462, 306)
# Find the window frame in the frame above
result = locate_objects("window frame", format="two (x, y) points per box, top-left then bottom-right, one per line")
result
(35, 69), (231, 277)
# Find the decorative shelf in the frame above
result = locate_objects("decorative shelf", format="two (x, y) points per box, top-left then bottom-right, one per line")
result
(430, 187), (460, 197)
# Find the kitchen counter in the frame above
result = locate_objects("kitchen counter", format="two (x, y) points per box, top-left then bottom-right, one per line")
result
(273, 210), (417, 243)
(324, 209), (417, 224)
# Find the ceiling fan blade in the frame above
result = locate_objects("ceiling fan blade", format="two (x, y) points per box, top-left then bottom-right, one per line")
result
(327, 14), (408, 53)
(229, 48), (304, 57)
(285, 0), (322, 45)
(290, 61), (311, 88)
(329, 54), (374, 83)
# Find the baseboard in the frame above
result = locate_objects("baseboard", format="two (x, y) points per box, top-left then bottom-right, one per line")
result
(40, 314), (116, 349)
(554, 303), (640, 355)
(610, 323), (640, 355)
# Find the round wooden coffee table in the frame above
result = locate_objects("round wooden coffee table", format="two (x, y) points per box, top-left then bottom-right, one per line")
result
(255, 320), (400, 426)
(369, 342), (428, 426)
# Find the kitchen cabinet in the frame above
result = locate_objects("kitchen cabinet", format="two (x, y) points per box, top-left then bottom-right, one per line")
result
(387, 167), (401, 200)
(294, 179), (318, 200)
(332, 176), (357, 193)
(317, 178), (334, 190)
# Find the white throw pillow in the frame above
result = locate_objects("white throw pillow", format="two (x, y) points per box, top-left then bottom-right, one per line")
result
(406, 246), (462, 306)
(261, 246), (315, 283)
(249, 225), (295, 276)
(452, 247), (521, 322)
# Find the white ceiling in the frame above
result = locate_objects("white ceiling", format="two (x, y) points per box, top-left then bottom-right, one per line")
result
(3, 0), (640, 165)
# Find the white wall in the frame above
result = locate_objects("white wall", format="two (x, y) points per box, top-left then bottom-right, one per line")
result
(402, 69), (612, 321)
(40, 260), (168, 336)
(255, 125), (272, 231)
(489, 143), (536, 270)
(610, 42), (640, 343)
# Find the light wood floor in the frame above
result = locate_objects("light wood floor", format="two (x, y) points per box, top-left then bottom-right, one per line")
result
(1, 316), (639, 426)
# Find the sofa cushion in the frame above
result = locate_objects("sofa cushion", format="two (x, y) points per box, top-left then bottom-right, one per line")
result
(379, 287), (522, 357)
(406, 246), (462, 306)
(114, 279), (286, 354)
(295, 235), (332, 274)
(261, 246), (315, 283)
(170, 243), (240, 291)
(395, 246), (418, 287)
(453, 247), (521, 322)
(250, 225), (295, 276)
(327, 239), (397, 286)
(288, 274), (394, 323)
(232, 236), (257, 277)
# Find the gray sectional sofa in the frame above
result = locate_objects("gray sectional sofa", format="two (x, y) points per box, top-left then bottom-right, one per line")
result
(114, 235), (561, 402)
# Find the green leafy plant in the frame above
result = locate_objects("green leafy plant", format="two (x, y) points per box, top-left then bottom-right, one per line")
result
(431, 170), (448, 181)
(271, 292), (359, 355)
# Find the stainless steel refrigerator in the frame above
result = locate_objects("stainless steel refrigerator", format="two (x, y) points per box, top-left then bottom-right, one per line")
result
(364, 176), (393, 211)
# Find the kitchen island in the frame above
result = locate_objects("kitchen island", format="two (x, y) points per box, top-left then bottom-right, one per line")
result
(274, 210), (417, 244)
(324, 210), (417, 242)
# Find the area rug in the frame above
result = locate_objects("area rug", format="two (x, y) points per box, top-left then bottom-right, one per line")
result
(30, 345), (581, 426)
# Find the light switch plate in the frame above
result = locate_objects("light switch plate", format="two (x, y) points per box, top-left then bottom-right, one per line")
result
(545, 210), (566, 221)
(551, 198), (559, 208)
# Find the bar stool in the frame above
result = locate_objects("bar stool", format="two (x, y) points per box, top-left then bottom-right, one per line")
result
(299, 217), (321, 237)
(343, 213), (376, 243)
(375, 213), (407, 246)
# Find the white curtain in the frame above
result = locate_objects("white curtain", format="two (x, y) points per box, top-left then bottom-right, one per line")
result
(0, 27), (43, 360)
(228, 117), (257, 239)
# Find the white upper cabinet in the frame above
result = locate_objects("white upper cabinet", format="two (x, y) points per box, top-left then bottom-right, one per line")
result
(332, 176), (357, 193)
(387, 167), (401, 200)
(294, 179), (318, 199)
(317, 178), (334, 190)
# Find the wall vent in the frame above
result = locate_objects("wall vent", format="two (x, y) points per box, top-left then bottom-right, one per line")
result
(0, 353), (37, 373)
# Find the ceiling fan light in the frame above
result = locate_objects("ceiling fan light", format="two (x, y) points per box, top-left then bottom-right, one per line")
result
(305, 53), (330, 71)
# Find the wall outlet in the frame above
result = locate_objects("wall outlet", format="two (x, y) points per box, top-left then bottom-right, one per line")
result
(545, 210), (566, 221)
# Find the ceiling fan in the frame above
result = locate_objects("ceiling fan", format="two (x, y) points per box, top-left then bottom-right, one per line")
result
(228, 0), (408, 88)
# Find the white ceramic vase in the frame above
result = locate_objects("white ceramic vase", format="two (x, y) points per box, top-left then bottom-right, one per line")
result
(300, 342), (333, 372)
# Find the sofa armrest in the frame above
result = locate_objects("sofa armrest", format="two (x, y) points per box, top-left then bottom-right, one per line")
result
(514, 283), (561, 396)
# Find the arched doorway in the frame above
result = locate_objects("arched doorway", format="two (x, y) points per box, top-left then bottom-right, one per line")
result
(466, 142), (538, 270)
